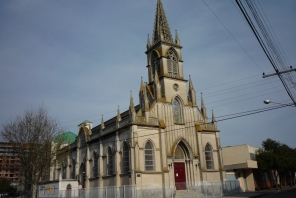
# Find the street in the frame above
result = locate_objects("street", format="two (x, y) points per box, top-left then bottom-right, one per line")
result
(260, 188), (296, 198)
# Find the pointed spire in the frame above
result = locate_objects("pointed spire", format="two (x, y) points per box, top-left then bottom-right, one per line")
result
(201, 92), (208, 119)
(139, 77), (145, 93)
(188, 75), (196, 106)
(175, 30), (180, 45)
(211, 110), (216, 123)
(101, 115), (105, 129)
(152, 0), (173, 44)
(143, 82), (150, 110)
(117, 105), (122, 122)
(147, 34), (151, 49)
(189, 75), (195, 91)
(129, 91), (135, 113)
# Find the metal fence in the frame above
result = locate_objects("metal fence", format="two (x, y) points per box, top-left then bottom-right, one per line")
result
(38, 180), (241, 198)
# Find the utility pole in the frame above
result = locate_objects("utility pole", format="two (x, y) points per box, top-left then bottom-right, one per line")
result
(262, 66), (296, 78)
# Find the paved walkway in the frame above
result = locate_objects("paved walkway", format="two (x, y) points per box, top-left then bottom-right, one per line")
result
(221, 186), (296, 198)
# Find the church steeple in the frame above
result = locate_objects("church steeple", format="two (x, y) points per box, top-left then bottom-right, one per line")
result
(152, 0), (174, 45)
(145, 0), (186, 103)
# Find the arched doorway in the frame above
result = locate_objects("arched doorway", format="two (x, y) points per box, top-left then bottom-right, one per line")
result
(173, 141), (191, 190)
(66, 184), (72, 198)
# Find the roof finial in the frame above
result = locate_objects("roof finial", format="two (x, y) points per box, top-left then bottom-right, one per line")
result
(101, 115), (105, 129)
(212, 110), (216, 123)
(175, 29), (180, 45)
(117, 105), (122, 121)
(147, 34), (151, 49)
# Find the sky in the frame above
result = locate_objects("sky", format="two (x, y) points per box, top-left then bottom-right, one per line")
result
(1, 0), (296, 149)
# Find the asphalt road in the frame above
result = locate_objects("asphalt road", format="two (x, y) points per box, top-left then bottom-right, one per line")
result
(260, 188), (296, 198)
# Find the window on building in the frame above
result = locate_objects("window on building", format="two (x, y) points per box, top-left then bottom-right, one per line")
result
(205, 143), (214, 170)
(250, 153), (256, 160)
(145, 141), (155, 171)
(93, 152), (98, 177)
(62, 166), (66, 179)
(167, 49), (178, 78)
(173, 99), (182, 123)
(71, 159), (76, 179)
(122, 142), (130, 173)
(107, 148), (113, 175)
(151, 51), (160, 78)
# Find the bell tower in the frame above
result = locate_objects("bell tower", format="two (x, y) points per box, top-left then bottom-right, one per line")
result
(145, 0), (188, 103)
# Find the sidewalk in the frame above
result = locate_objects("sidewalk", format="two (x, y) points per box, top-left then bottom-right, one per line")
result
(221, 185), (296, 198)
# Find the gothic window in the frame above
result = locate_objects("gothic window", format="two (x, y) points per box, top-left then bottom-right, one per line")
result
(145, 141), (155, 171)
(62, 165), (66, 179)
(107, 148), (113, 175)
(173, 99), (182, 123)
(167, 49), (178, 78)
(122, 142), (130, 173)
(79, 130), (86, 147)
(151, 51), (160, 78)
(93, 152), (98, 177)
(205, 143), (214, 170)
(174, 145), (184, 159)
(71, 159), (76, 179)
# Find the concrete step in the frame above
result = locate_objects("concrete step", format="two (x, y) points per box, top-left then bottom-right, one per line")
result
(175, 190), (189, 198)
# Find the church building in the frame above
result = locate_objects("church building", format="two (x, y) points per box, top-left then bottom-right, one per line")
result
(51, 0), (226, 195)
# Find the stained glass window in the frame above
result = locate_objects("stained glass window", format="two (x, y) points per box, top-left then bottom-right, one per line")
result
(173, 99), (182, 123)
(167, 49), (178, 78)
(145, 141), (155, 171)
(205, 144), (214, 170)
(175, 145), (184, 159)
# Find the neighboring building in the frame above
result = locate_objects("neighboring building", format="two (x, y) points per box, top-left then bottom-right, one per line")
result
(0, 142), (20, 187)
(48, 0), (226, 196)
(222, 144), (258, 191)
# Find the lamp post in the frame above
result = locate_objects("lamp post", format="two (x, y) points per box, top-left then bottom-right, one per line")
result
(263, 100), (295, 107)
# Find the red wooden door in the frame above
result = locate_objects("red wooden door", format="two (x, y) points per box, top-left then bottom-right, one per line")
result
(174, 163), (186, 190)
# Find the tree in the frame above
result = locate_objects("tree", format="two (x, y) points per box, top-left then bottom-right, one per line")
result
(257, 138), (296, 190)
(0, 177), (17, 197)
(0, 105), (65, 198)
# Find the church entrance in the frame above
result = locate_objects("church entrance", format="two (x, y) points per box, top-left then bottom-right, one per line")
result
(173, 142), (191, 190)
(174, 162), (186, 190)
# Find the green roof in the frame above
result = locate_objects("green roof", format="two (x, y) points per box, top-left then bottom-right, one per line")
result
(54, 131), (77, 144)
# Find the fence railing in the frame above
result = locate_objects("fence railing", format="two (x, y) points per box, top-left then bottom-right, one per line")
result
(38, 180), (241, 198)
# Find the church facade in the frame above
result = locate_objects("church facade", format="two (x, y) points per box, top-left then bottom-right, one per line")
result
(52, 0), (226, 194)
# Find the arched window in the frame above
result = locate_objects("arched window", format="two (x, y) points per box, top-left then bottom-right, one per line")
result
(173, 99), (182, 123)
(145, 141), (155, 171)
(107, 148), (113, 175)
(122, 142), (130, 173)
(71, 159), (76, 179)
(205, 143), (214, 170)
(93, 152), (98, 177)
(62, 162), (66, 179)
(79, 130), (86, 147)
(167, 49), (178, 78)
(151, 51), (160, 78)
